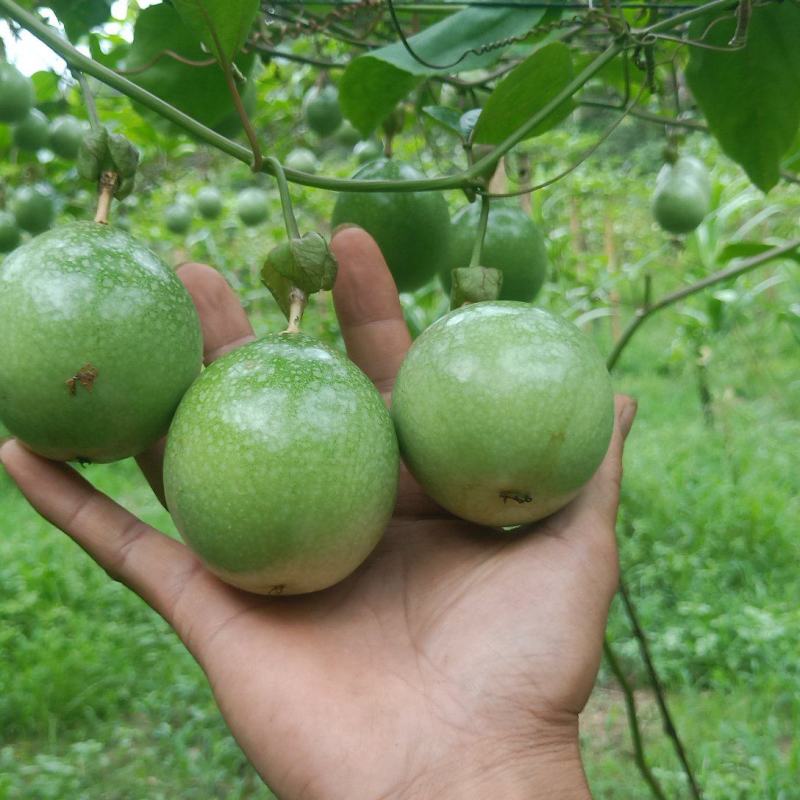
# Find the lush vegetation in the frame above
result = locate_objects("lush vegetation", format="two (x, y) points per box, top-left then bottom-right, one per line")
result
(1, 0), (799, 797)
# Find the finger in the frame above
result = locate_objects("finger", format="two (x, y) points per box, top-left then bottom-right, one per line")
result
(331, 226), (412, 396)
(177, 262), (256, 365)
(136, 263), (256, 503)
(539, 395), (636, 599)
(0, 439), (246, 661)
(573, 394), (637, 525)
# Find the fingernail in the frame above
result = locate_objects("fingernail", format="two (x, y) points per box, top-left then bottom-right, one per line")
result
(619, 398), (638, 438)
(331, 223), (361, 237)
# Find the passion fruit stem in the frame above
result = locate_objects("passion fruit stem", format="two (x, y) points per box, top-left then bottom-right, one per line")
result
(73, 68), (100, 131)
(284, 288), (307, 334)
(469, 193), (491, 269)
(93, 170), (118, 224)
(266, 156), (300, 239)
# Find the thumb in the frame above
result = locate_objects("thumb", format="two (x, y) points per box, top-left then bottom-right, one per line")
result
(569, 394), (637, 525)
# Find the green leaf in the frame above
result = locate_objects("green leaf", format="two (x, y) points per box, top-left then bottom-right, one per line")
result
(30, 71), (59, 103)
(47, 0), (113, 42)
(171, 0), (259, 65)
(473, 43), (574, 145)
(422, 105), (464, 136)
(460, 109), (481, 138)
(685, 3), (800, 192)
(340, 3), (547, 135)
(125, 3), (254, 129)
(718, 241), (800, 265)
(88, 32), (130, 69)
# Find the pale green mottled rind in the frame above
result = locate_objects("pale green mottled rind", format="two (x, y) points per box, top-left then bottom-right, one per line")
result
(392, 302), (614, 528)
(0, 221), (203, 462)
(163, 334), (399, 595)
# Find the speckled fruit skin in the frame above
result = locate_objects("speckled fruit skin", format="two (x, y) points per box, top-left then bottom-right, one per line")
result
(0, 63), (34, 123)
(196, 187), (223, 220)
(165, 203), (193, 234)
(164, 334), (399, 595)
(12, 184), (55, 234)
(13, 109), (50, 152)
(0, 221), (203, 462)
(0, 211), (20, 253)
(392, 302), (614, 528)
(441, 204), (549, 302)
(48, 115), (85, 160)
(236, 187), (269, 227)
(303, 86), (342, 137)
(652, 157), (710, 235)
(331, 158), (451, 292)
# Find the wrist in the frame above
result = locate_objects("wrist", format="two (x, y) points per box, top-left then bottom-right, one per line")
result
(395, 725), (590, 800)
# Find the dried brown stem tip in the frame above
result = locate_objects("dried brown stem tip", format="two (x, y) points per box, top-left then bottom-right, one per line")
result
(284, 288), (307, 334)
(94, 171), (119, 225)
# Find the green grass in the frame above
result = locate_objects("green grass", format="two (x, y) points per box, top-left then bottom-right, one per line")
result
(1, 296), (798, 798)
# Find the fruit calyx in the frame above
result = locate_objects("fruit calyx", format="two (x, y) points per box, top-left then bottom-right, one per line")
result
(77, 126), (140, 208)
(449, 193), (502, 307)
(450, 266), (503, 307)
(261, 231), (338, 333)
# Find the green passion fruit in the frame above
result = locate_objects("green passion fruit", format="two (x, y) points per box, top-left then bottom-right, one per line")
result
(353, 139), (383, 164)
(11, 184), (56, 234)
(196, 186), (223, 220)
(164, 334), (399, 595)
(285, 147), (320, 174)
(165, 203), (193, 234)
(652, 157), (711, 235)
(330, 158), (451, 292)
(441, 203), (549, 302)
(392, 302), (614, 528)
(13, 109), (50, 152)
(236, 187), (269, 227)
(0, 63), (34, 123)
(48, 115), (86, 160)
(0, 221), (202, 462)
(0, 211), (20, 253)
(302, 85), (343, 137)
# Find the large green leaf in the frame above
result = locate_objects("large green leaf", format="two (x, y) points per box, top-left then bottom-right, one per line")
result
(48, 0), (113, 42)
(172, 0), (259, 65)
(124, 3), (254, 129)
(718, 241), (800, 265)
(340, 3), (548, 135)
(685, 3), (800, 192)
(472, 42), (574, 145)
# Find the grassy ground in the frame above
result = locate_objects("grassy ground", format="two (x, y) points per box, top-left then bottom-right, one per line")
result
(1, 290), (798, 798)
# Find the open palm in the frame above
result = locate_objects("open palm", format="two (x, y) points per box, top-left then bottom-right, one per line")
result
(1, 227), (636, 800)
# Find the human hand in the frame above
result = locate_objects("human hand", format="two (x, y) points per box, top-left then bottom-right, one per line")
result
(1, 227), (636, 800)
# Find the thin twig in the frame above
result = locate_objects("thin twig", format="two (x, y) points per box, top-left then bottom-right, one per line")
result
(488, 85), (647, 199)
(607, 237), (800, 369)
(603, 640), (669, 800)
(117, 49), (216, 76)
(618, 575), (704, 800)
